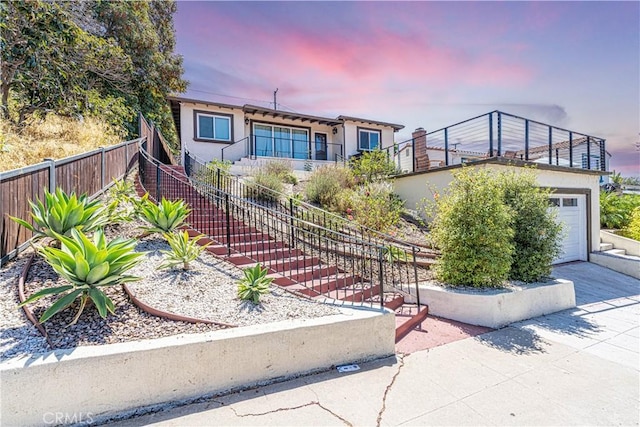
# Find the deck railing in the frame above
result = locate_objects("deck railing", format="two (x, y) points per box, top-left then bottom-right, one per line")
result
(221, 134), (344, 163)
(391, 110), (607, 173)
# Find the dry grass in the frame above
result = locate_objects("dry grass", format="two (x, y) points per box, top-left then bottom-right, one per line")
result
(0, 115), (125, 172)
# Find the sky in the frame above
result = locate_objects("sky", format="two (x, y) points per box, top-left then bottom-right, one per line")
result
(173, 1), (640, 176)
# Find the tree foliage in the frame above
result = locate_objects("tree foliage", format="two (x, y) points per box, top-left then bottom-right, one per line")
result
(0, 0), (186, 147)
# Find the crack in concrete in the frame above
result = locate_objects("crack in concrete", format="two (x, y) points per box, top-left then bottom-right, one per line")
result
(229, 400), (352, 426)
(376, 354), (407, 427)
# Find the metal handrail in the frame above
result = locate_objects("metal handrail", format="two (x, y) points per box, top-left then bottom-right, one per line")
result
(138, 144), (411, 309)
(185, 150), (422, 252)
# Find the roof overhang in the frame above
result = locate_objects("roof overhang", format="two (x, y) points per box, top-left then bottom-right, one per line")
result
(337, 115), (404, 131)
(243, 105), (342, 126)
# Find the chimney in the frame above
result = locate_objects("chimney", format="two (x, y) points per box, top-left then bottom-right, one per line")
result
(412, 127), (429, 172)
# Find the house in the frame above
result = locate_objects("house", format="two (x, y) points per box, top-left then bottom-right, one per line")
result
(168, 96), (404, 169)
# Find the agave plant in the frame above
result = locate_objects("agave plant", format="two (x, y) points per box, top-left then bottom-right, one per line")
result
(136, 195), (191, 234)
(159, 230), (210, 270)
(11, 187), (109, 241)
(237, 264), (273, 304)
(20, 229), (144, 324)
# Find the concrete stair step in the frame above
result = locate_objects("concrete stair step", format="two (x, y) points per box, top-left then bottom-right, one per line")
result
(394, 304), (429, 342)
(605, 248), (627, 256)
(599, 242), (614, 251)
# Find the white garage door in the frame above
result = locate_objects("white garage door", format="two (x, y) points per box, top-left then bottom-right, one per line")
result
(551, 194), (587, 264)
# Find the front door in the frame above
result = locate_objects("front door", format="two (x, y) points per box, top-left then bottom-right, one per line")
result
(315, 133), (327, 161)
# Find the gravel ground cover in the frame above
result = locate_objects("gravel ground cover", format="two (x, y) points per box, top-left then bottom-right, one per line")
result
(0, 217), (340, 362)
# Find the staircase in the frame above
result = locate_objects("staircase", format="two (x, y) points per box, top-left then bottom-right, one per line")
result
(591, 231), (640, 279)
(138, 157), (429, 342)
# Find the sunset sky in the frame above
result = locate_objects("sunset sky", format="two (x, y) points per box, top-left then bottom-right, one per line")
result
(174, 1), (639, 176)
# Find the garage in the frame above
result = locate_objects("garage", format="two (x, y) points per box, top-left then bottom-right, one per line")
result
(550, 194), (588, 264)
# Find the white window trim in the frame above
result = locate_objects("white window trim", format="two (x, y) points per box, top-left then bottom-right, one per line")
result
(358, 128), (381, 151)
(196, 112), (232, 142)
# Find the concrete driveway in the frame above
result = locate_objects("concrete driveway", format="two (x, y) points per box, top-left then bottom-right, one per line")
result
(107, 262), (639, 426)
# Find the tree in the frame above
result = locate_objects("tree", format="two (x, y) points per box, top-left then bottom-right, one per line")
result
(92, 0), (187, 148)
(1, 0), (186, 147)
(0, 1), (133, 124)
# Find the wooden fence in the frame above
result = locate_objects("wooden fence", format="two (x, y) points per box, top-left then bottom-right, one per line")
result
(0, 138), (141, 266)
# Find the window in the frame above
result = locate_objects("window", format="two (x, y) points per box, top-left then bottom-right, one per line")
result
(195, 111), (232, 142)
(563, 198), (578, 207)
(581, 153), (600, 170)
(358, 128), (381, 151)
(548, 198), (560, 207)
(405, 148), (410, 157)
(253, 123), (309, 159)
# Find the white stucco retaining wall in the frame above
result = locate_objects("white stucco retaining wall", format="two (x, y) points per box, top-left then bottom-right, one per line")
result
(418, 279), (576, 328)
(600, 230), (640, 256)
(1, 308), (394, 426)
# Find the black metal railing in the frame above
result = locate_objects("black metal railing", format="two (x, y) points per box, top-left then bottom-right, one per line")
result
(141, 144), (422, 309)
(390, 110), (607, 173)
(221, 134), (343, 163)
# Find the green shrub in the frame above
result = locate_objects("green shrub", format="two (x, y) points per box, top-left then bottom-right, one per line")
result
(237, 264), (273, 304)
(11, 187), (109, 242)
(600, 192), (640, 229)
(305, 165), (355, 208)
(20, 229), (143, 324)
(500, 170), (562, 282)
(193, 159), (232, 186)
(247, 171), (283, 202)
(430, 168), (514, 287)
(136, 195), (190, 233)
(351, 181), (404, 232)
(261, 160), (297, 184)
(160, 230), (210, 270)
(621, 207), (640, 241)
(350, 149), (397, 183)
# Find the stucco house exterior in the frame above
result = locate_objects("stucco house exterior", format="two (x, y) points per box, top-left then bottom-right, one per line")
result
(168, 96), (403, 169)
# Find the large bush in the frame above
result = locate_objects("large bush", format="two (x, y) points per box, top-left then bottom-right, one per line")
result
(500, 170), (563, 282)
(430, 167), (565, 286)
(351, 181), (404, 232)
(600, 192), (640, 229)
(430, 168), (514, 287)
(305, 165), (355, 208)
(350, 149), (397, 183)
(621, 207), (640, 241)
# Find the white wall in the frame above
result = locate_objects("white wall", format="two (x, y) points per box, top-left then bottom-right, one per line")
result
(179, 101), (245, 164)
(393, 160), (602, 253)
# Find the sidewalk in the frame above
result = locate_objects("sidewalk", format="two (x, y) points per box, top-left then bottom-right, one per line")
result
(108, 263), (640, 426)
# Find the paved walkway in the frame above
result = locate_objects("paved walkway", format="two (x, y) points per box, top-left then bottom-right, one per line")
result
(108, 263), (639, 426)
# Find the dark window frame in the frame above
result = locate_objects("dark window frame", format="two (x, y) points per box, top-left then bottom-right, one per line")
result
(357, 126), (382, 151)
(193, 110), (234, 143)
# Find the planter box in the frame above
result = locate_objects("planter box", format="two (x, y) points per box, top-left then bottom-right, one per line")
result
(417, 279), (575, 328)
(1, 308), (394, 427)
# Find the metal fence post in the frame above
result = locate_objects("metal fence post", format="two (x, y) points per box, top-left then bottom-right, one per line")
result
(156, 163), (161, 200)
(488, 113), (494, 157)
(444, 128), (449, 166)
(378, 247), (385, 310)
(586, 136), (591, 170)
(225, 194), (231, 256)
(44, 158), (56, 192)
(569, 131), (573, 168)
(412, 246), (420, 307)
(548, 127), (553, 165)
(497, 112), (502, 156)
(524, 120), (530, 161)
(289, 198), (295, 249)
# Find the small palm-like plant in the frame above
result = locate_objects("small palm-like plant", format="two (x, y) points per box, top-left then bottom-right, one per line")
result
(11, 187), (108, 241)
(159, 231), (210, 270)
(106, 179), (136, 223)
(237, 264), (273, 304)
(20, 229), (144, 324)
(136, 195), (191, 234)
